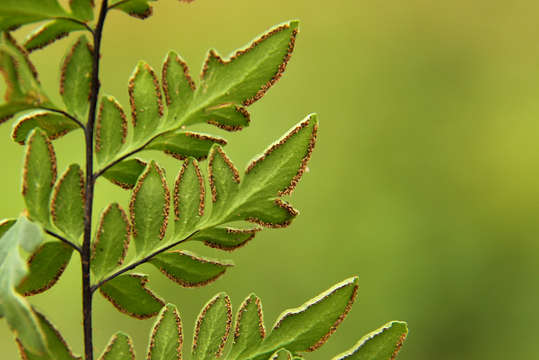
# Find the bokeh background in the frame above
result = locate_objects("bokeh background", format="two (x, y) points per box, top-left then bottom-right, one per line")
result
(2, 0), (539, 359)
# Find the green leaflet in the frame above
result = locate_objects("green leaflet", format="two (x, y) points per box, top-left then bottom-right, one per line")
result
(199, 103), (250, 132)
(134, 279), (406, 360)
(0, 102), (40, 125)
(192, 293), (232, 360)
(91, 204), (130, 280)
(232, 198), (298, 228)
(109, 0), (156, 20)
(182, 21), (299, 128)
(0, 0), (69, 31)
(51, 164), (85, 241)
(173, 158), (205, 237)
(17, 242), (73, 296)
(60, 36), (93, 121)
(228, 294), (265, 360)
(17, 310), (80, 360)
(103, 158), (147, 190)
(208, 145), (240, 220)
(147, 304), (182, 360)
(192, 226), (261, 251)
(70, 0), (94, 21)
(12, 110), (79, 144)
(147, 131), (227, 161)
(0, 33), (51, 123)
(204, 115), (317, 228)
(129, 61), (164, 143)
(99, 21), (301, 168)
(162, 50), (195, 122)
(99, 274), (164, 319)
(241, 114), (318, 201)
(23, 129), (57, 226)
(95, 96), (128, 165)
(150, 250), (233, 287)
(332, 322), (408, 360)
(130, 162), (170, 255)
(24, 19), (87, 53)
(0, 217), (46, 355)
(249, 277), (359, 359)
(99, 332), (136, 360)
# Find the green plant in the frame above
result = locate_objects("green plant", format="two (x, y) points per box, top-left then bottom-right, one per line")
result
(0, 1), (408, 359)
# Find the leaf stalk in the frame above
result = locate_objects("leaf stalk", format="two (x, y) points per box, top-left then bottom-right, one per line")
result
(44, 229), (82, 254)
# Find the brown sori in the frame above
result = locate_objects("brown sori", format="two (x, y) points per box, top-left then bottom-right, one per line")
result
(234, 295), (266, 342)
(129, 163), (170, 240)
(95, 96), (128, 153)
(50, 165), (85, 224)
(273, 281), (358, 352)
(60, 38), (93, 98)
(147, 306), (182, 360)
(200, 23), (297, 106)
(100, 333), (136, 360)
(99, 274), (165, 319)
(203, 227), (261, 252)
(156, 250), (232, 288)
(208, 146), (240, 203)
(192, 294), (232, 358)
(128, 63), (164, 128)
(162, 52), (196, 106)
(246, 116), (318, 196)
(173, 159), (205, 220)
(18, 244), (71, 296)
(22, 132), (57, 196)
(246, 199), (298, 229)
(90, 203), (130, 267)
(5, 32), (39, 81)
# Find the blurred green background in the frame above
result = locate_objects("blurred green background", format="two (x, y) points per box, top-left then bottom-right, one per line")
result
(2, 0), (539, 359)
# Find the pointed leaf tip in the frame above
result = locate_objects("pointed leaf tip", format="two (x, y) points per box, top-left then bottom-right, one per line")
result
(228, 293), (265, 359)
(173, 158), (205, 236)
(242, 114), (318, 200)
(95, 95), (128, 165)
(110, 0), (154, 20)
(51, 164), (85, 241)
(333, 321), (408, 360)
(147, 303), (182, 360)
(129, 61), (164, 142)
(99, 332), (136, 360)
(259, 277), (358, 356)
(24, 19), (87, 53)
(91, 203), (130, 280)
(60, 35), (93, 120)
(130, 161), (170, 255)
(23, 129), (57, 225)
(192, 292), (232, 359)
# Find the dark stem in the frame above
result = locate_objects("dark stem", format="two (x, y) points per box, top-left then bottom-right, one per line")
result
(82, 1), (108, 360)
(39, 107), (86, 130)
(45, 229), (82, 254)
(90, 230), (200, 293)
